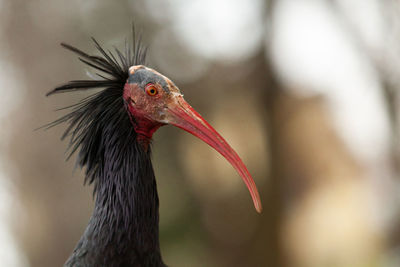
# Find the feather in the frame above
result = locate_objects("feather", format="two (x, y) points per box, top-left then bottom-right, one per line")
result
(48, 28), (166, 267)
(46, 28), (147, 190)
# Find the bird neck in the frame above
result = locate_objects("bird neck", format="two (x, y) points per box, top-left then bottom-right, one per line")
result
(66, 141), (166, 267)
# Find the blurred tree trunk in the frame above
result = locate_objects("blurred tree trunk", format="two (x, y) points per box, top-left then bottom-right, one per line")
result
(1, 0), (391, 266)
(266, 91), (383, 267)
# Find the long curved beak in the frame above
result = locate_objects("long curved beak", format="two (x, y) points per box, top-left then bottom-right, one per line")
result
(164, 94), (262, 213)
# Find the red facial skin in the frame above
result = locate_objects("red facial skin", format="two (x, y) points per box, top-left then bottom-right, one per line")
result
(123, 83), (163, 142)
(123, 66), (262, 213)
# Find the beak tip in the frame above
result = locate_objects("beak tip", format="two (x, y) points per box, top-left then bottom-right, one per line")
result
(256, 205), (262, 213)
(255, 200), (263, 213)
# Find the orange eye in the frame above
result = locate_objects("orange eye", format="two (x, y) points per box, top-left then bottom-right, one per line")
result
(145, 84), (158, 96)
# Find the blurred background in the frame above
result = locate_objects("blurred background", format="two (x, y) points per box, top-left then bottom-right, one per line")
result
(0, 0), (399, 266)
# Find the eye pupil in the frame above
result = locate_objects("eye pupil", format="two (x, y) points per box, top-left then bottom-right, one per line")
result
(146, 84), (158, 96)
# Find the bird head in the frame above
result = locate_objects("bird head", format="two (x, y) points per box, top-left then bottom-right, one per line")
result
(123, 65), (262, 213)
(48, 37), (262, 213)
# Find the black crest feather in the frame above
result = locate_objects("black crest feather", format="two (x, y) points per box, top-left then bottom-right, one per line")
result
(46, 30), (148, 189)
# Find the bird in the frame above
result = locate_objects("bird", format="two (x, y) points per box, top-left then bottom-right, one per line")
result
(47, 30), (262, 267)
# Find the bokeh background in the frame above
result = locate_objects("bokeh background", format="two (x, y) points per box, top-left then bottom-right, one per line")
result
(0, 0), (400, 266)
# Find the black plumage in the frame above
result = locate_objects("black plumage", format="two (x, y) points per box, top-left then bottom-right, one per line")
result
(47, 34), (166, 266)
(48, 27), (262, 267)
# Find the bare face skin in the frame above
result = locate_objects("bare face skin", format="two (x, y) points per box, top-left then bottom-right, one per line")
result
(123, 65), (262, 213)
(123, 65), (182, 136)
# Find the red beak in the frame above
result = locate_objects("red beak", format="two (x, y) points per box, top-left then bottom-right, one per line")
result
(165, 94), (262, 213)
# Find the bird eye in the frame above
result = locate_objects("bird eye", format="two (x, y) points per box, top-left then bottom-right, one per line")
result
(145, 84), (158, 96)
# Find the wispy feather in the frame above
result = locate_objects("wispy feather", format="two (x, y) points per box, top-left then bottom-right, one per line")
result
(46, 28), (147, 189)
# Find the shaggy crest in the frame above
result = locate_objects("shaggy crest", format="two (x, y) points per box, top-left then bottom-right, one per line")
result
(46, 30), (148, 191)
